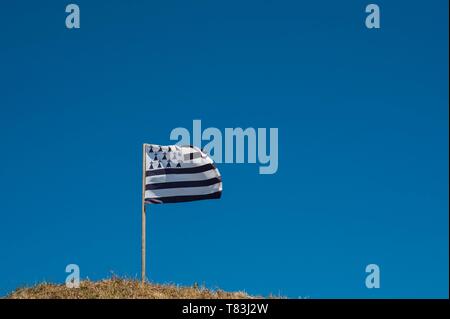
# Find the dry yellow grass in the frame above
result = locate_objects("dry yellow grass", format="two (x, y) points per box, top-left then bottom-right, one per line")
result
(6, 278), (257, 299)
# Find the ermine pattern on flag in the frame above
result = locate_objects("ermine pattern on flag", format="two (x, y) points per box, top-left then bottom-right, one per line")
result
(144, 144), (222, 204)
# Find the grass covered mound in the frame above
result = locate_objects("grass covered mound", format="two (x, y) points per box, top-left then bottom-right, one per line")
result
(6, 278), (255, 299)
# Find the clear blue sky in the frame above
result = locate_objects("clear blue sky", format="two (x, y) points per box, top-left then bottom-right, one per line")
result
(0, 0), (448, 298)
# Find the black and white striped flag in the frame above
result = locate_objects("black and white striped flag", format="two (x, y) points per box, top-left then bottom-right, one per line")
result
(144, 144), (222, 204)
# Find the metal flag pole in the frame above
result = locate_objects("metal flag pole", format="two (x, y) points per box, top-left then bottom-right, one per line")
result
(141, 143), (147, 283)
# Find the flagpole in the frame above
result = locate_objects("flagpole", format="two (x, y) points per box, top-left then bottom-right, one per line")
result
(141, 143), (147, 283)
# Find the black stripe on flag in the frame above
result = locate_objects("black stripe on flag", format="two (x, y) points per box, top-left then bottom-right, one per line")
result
(145, 191), (222, 204)
(145, 177), (222, 190)
(184, 151), (203, 161)
(146, 163), (216, 177)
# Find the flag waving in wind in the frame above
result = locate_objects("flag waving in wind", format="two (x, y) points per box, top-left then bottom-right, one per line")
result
(144, 144), (222, 204)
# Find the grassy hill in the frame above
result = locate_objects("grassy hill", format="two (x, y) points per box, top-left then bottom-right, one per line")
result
(6, 278), (256, 299)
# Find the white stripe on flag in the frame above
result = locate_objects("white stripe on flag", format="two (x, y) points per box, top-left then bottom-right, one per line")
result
(145, 183), (222, 198)
(146, 169), (221, 184)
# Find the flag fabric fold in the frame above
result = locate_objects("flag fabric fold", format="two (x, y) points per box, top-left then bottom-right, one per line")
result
(144, 144), (222, 204)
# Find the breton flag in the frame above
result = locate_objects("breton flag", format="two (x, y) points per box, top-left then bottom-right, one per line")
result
(144, 144), (222, 204)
